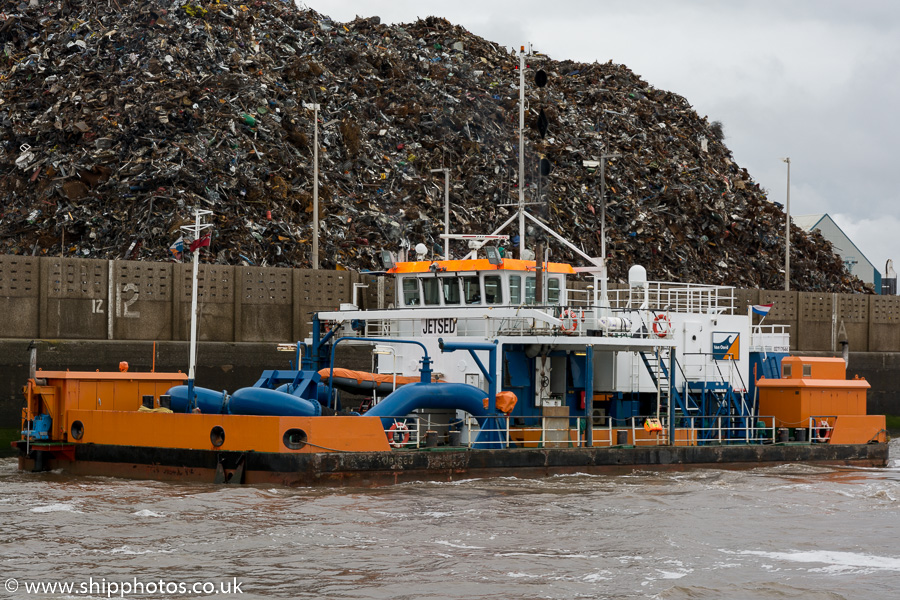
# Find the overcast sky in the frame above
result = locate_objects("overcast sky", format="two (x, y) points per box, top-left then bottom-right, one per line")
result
(314, 0), (900, 277)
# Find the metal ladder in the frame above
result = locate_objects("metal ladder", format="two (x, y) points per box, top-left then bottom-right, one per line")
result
(640, 348), (671, 416)
(630, 351), (642, 400)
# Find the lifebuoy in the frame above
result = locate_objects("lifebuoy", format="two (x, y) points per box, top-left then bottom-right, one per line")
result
(560, 309), (579, 334)
(816, 419), (832, 443)
(652, 314), (671, 338)
(388, 421), (410, 448)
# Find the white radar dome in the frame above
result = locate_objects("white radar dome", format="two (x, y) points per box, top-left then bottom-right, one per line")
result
(628, 265), (648, 289)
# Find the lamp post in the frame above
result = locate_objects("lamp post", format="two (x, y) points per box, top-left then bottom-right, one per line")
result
(783, 157), (791, 291)
(584, 154), (620, 309)
(301, 103), (322, 269)
(599, 153), (620, 308)
(312, 103), (320, 269)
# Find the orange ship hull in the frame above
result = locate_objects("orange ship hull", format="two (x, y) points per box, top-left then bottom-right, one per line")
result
(15, 364), (889, 487)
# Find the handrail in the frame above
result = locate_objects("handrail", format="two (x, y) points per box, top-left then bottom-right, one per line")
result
(376, 413), (779, 449)
(808, 415), (836, 443)
(608, 281), (736, 315)
(320, 305), (683, 340)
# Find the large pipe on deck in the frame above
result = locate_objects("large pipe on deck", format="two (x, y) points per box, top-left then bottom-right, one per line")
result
(230, 387), (322, 417)
(365, 382), (507, 449)
(365, 382), (490, 427)
(167, 385), (228, 414)
(167, 385), (322, 416)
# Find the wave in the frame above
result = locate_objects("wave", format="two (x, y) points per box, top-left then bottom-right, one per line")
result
(727, 549), (900, 573)
(30, 503), (80, 513)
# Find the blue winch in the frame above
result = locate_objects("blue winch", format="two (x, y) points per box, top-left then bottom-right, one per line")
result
(22, 413), (52, 441)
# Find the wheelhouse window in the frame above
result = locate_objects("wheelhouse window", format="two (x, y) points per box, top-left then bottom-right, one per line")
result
(422, 277), (441, 306)
(484, 275), (502, 305)
(463, 276), (481, 304)
(510, 275), (521, 305)
(547, 277), (561, 305)
(442, 277), (461, 305)
(524, 276), (536, 305)
(402, 278), (420, 306)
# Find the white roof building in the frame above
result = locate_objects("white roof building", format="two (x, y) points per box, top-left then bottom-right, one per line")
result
(794, 214), (882, 292)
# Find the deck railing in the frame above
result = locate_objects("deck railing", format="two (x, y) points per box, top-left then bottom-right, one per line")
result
(336, 305), (680, 340)
(607, 282), (736, 315)
(377, 414), (779, 450)
(749, 324), (791, 353)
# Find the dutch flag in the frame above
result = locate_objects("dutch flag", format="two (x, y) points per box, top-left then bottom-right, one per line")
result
(751, 303), (774, 316)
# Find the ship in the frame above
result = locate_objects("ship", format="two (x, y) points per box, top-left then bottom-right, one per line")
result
(13, 232), (889, 485)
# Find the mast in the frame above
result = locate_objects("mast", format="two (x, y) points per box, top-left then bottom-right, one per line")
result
(181, 208), (213, 408)
(518, 45), (526, 256)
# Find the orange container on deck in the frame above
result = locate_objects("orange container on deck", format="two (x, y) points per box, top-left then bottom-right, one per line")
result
(25, 370), (188, 442)
(756, 357), (885, 443)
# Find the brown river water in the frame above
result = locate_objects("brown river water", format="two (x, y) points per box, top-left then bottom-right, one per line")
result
(1, 440), (899, 599)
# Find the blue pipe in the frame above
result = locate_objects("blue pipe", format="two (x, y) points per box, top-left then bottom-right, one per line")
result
(306, 315), (338, 371)
(186, 378), (196, 413)
(669, 349), (676, 442)
(365, 382), (507, 449)
(166, 384), (322, 416)
(229, 387), (322, 417)
(438, 338), (498, 412)
(303, 317), (322, 371)
(168, 385), (228, 414)
(366, 383), (489, 425)
(292, 341), (308, 371)
(585, 345), (594, 447)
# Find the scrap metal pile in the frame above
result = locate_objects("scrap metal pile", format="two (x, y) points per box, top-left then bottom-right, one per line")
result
(0, 0), (867, 292)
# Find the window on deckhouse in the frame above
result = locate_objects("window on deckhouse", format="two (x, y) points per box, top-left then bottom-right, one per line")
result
(442, 277), (461, 305)
(402, 278), (420, 306)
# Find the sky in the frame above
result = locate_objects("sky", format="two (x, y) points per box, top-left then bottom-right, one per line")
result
(312, 0), (900, 277)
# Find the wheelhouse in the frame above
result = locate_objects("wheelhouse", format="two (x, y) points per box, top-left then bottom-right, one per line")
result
(390, 258), (576, 308)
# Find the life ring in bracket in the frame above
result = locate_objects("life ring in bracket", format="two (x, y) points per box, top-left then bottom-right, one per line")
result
(388, 421), (410, 448)
(652, 314), (672, 338)
(560, 309), (579, 334)
(816, 419), (832, 443)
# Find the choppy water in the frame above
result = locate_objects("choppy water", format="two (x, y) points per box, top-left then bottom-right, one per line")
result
(1, 440), (899, 600)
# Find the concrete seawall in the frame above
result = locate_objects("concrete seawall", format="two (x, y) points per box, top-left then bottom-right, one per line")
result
(2, 255), (899, 352)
